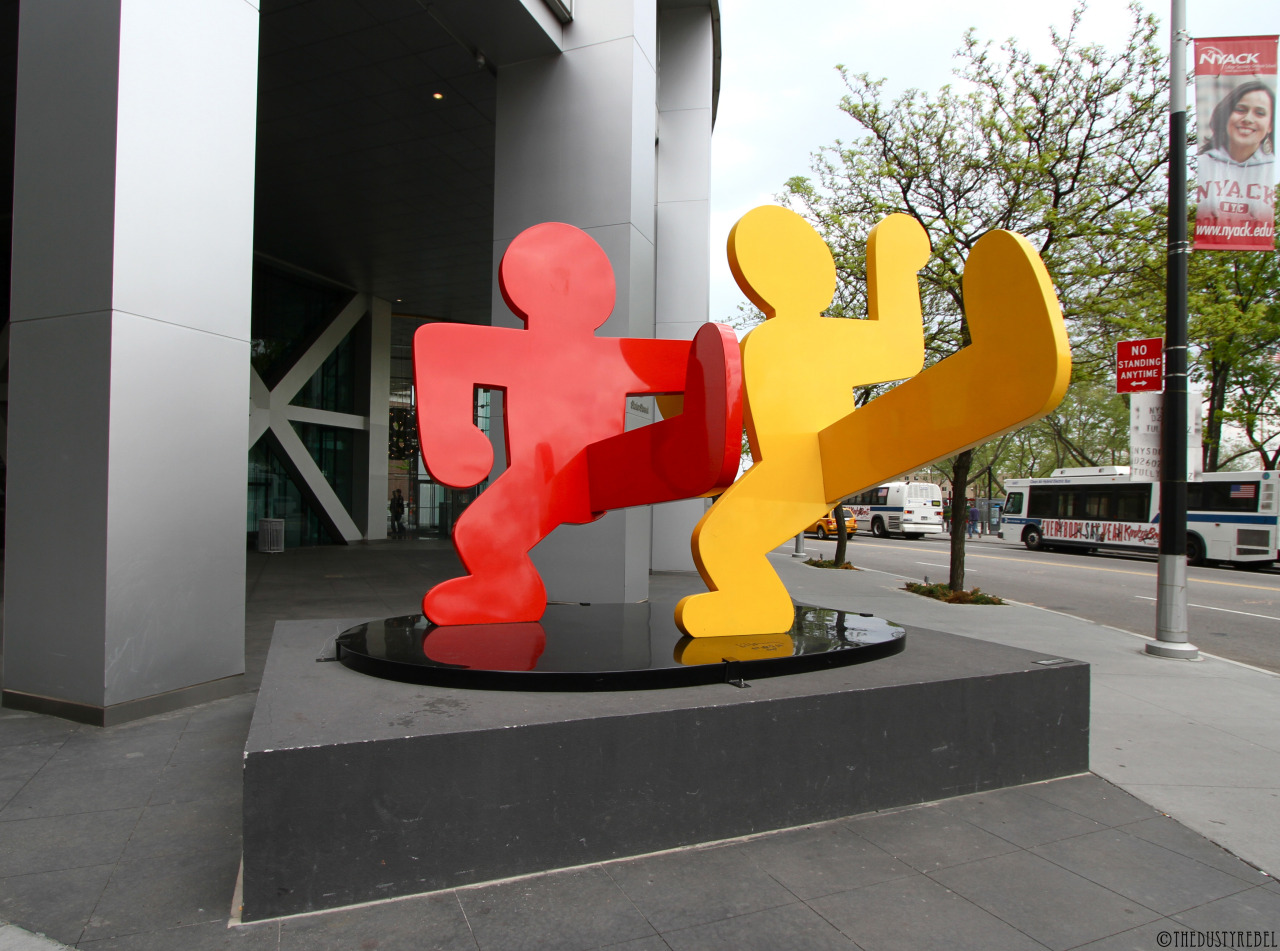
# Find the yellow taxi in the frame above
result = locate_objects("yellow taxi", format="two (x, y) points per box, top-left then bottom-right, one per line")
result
(805, 506), (857, 539)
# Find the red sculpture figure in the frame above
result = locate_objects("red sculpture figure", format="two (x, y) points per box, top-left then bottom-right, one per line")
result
(414, 222), (742, 626)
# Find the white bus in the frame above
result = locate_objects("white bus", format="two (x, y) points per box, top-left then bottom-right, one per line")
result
(848, 481), (945, 539)
(1000, 466), (1279, 567)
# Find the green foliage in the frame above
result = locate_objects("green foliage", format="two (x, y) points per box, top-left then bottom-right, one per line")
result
(787, 4), (1168, 364)
(804, 558), (858, 570)
(778, 3), (1181, 589)
(778, 1), (1172, 483)
(774, 4), (1280, 480)
(1112, 219), (1280, 471)
(904, 582), (1005, 605)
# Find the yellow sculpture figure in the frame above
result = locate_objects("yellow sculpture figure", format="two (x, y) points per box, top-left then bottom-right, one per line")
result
(674, 206), (932, 637)
(818, 228), (1070, 501)
(675, 205), (1071, 638)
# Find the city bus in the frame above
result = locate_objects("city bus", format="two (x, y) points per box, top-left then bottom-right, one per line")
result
(1000, 467), (1278, 567)
(848, 482), (946, 539)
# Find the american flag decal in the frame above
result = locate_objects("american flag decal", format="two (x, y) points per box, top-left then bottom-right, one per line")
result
(1229, 484), (1256, 499)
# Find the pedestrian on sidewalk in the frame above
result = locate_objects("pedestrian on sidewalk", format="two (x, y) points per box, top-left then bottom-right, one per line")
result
(390, 489), (405, 537)
(968, 500), (980, 539)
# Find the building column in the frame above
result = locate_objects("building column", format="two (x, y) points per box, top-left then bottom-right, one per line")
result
(3, 0), (259, 724)
(358, 298), (392, 541)
(490, 0), (659, 603)
(651, 4), (716, 571)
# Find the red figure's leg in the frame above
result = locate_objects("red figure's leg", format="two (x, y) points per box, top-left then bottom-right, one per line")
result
(423, 467), (551, 625)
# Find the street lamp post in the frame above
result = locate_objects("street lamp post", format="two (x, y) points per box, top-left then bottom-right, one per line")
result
(1148, 0), (1198, 660)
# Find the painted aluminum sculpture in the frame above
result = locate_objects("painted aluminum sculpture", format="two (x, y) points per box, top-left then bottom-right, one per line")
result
(413, 221), (743, 626)
(414, 208), (1071, 637)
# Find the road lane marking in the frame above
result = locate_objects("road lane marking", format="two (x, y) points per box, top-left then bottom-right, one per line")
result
(915, 562), (958, 570)
(824, 559), (1280, 676)
(845, 541), (1280, 592)
(846, 542), (1160, 580)
(1133, 596), (1280, 622)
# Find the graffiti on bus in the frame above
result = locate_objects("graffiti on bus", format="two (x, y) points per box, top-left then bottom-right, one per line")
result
(1041, 519), (1160, 546)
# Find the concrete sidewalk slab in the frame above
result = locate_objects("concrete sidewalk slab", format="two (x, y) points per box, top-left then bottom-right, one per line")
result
(768, 551), (1280, 876)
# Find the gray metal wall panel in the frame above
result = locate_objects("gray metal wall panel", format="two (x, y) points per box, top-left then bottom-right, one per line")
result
(103, 316), (248, 705)
(4, 0), (258, 715)
(3, 316), (113, 706)
(9, 0), (121, 324)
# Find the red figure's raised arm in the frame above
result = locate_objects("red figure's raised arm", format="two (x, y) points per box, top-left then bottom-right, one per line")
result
(614, 338), (692, 394)
(588, 322), (743, 513)
(413, 322), (519, 488)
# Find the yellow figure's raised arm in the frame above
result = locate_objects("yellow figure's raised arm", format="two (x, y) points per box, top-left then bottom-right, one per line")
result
(854, 213), (930, 385)
(785, 212), (929, 386)
(818, 229), (1071, 502)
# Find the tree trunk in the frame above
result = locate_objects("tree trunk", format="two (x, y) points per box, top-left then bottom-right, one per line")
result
(948, 448), (973, 591)
(833, 504), (848, 566)
(1204, 365), (1229, 472)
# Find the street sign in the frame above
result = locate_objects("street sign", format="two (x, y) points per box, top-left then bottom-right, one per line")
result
(1117, 338), (1163, 393)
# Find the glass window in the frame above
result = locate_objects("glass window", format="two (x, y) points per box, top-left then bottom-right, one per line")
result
(1084, 490), (1111, 520)
(1188, 481), (1260, 513)
(1027, 487), (1079, 518)
(251, 266), (351, 386)
(247, 440), (340, 547)
(291, 422), (354, 513)
(290, 326), (357, 414)
(1004, 491), (1024, 515)
(1115, 485), (1152, 522)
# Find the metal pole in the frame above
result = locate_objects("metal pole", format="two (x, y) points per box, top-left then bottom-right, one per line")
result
(792, 533), (807, 558)
(1149, 0), (1198, 660)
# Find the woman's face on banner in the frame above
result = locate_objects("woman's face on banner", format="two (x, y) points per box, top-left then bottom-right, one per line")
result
(1227, 90), (1273, 158)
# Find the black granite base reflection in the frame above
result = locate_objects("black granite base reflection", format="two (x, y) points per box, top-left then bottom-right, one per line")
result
(334, 604), (905, 691)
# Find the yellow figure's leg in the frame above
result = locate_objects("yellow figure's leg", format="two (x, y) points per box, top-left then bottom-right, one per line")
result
(675, 457), (828, 637)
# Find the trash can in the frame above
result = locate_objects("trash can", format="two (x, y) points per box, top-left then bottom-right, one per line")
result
(257, 518), (285, 553)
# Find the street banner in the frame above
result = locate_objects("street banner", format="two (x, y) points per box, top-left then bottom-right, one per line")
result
(1193, 36), (1278, 251)
(1129, 391), (1204, 484)
(1116, 338), (1163, 393)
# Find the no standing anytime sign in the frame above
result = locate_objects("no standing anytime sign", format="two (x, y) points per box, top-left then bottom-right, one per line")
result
(1116, 338), (1164, 393)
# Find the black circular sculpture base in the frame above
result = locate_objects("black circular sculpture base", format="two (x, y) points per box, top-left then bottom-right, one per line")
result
(335, 604), (905, 691)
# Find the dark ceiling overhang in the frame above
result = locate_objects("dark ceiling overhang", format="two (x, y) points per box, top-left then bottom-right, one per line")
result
(253, 0), (720, 323)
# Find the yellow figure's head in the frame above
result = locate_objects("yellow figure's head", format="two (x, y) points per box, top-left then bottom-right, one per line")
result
(727, 206), (836, 320)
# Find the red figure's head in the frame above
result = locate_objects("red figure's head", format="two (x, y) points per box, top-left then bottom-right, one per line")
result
(499, 222), (615, 333)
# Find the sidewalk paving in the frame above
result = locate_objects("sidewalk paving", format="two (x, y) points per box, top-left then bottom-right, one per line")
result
(773, 546), (1280, 878)
(0, 538), (1276, 950)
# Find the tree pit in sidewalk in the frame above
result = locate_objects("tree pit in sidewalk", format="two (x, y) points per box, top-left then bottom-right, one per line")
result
(804, 558), (859, 570)
(904, 582), (1004, 605)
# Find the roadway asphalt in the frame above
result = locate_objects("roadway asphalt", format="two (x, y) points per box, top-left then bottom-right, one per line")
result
(802, 531), (1280, 673)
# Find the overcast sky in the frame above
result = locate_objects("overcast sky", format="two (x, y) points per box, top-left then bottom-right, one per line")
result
(708, 0), (1280, 323)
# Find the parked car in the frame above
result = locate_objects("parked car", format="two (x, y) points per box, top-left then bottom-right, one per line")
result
(805, 507), (857, 539)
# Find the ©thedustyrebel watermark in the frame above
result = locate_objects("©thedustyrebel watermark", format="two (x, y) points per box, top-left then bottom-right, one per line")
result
(1157, 929), (1278, 948)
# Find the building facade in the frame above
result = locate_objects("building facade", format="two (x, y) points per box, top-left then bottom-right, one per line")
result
(1, 0), (721, 724)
